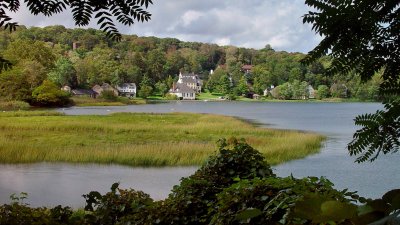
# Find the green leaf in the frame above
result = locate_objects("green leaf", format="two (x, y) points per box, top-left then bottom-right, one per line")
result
(320, 200), (358, 221)
(235, 208), (262, 221)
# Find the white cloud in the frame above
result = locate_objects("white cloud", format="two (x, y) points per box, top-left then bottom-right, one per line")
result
(8, 1), (321, 53)
(214, 37), (231, 46)
(181, 10), (204, 27)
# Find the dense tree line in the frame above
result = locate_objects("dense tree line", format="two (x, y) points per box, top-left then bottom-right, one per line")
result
(0, 25), (381, 104)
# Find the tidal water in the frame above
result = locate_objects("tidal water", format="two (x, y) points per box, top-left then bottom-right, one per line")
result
(1, 101), (398, 207)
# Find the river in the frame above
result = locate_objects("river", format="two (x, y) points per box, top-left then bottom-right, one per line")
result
(1, 101), (398, 207)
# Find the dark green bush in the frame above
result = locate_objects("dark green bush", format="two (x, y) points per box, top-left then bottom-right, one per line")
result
(31, 80), (71, 106)
(211, 176), (356, 224)
(83, 183), (153, 225)
(0, 193), (82, 225)
(100, 90), (118, 101)
(128, 138), (274, 224)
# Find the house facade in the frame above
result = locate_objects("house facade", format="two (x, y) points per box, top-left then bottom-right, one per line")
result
(116, 83), (136, 97)
(169, 83), (196, 100)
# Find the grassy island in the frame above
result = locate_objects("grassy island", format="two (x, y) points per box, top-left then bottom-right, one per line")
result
(0, 111), (325, 166)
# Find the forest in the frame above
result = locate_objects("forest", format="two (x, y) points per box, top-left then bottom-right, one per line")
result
(0, 25), (382, 106)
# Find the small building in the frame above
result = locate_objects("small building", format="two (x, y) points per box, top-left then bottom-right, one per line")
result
(71, 89), (97, 98)
(116, 83), (136, 97)
(263, 89), (268, 96)
(307, 85), (316, 99)
(241, 65), (253, 73)
(169, 83), (196, 100)
(92, 83), (118, 96)
(253, 94), (261, 100)
(61, 85), (71, 93)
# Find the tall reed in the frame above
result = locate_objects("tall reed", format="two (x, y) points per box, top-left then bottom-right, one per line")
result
(0, 112), (325, 166)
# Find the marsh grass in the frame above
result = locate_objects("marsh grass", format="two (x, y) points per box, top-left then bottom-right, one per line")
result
(0, 112), (325, 166)
(71, 96), (146, 106)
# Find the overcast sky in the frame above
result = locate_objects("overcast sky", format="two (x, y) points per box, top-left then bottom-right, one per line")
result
(9, 0), (321, 53)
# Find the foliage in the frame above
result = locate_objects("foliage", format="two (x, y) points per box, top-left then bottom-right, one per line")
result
(100, 90), (118, 101)
(0, 193), (83, 225)
(83, 183), (153, 225)
(211, 176), (357, 224)
(155, 81), (169, 96)
(316, 85), (329, 99)
(303, 0), (400, 161)
(1, 141), (399, 224)
(125, 138), (274, 224)
(31, 80), (70, 106)
(138, 75), (153, 99)
(165, 93), (178, 100)
(0, 0), (153, 41)
(0, 67), (31, 101)
(0, 100), (30, 111)
(349, 99), (400, 162)
(48, 57), (77, 87)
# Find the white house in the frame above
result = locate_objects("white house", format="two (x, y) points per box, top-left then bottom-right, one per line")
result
(169, 83), (196, 100)
(307, 85), (316, 99)
(116, 83), (136, 97)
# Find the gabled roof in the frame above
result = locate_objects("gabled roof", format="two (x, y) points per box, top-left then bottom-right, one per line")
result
(242, 65), (253, 70)
(117, 83), (136, 89)
(171, 83), (196, 93)
(72, 89), (96, 95)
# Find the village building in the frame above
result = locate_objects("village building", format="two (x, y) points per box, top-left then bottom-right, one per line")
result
(61, 85), (71, 93)
(92, 83), (118, 96)
(177, 72), (202, 93)
(169, 72), (202, 100)
(307, 85), (316, 99)
(241, 65), (253, 74)
(116, 83), (136, 97)
(71, 89), (97, 98)
(169, 82), (196, 100)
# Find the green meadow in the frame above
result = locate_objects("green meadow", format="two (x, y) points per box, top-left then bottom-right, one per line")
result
(0, 111), (325, 166)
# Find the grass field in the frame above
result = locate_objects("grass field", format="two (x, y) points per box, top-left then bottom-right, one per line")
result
(0, 111), (325, 166)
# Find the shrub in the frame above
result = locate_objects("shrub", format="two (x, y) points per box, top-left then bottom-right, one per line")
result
(0, 193), (83, 225)
(31, 80), (71, 106)
(134, 138), (274, 224)
(211, 177), (356, 224)
(165, 93), (178, 100)
(83, 183), (153, 225)
(100, 90), (118, 101)
(0, 100), (30, 111)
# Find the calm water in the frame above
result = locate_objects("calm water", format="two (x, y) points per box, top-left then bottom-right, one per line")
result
(1, 101), (398, 207)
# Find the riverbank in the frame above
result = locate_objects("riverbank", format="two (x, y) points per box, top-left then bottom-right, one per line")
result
(0, 111), (324, 166)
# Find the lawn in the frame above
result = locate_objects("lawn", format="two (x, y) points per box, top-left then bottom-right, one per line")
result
(0, 111), (325, 166)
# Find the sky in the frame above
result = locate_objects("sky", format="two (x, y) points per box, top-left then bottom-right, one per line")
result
(9, 0), (321, 53)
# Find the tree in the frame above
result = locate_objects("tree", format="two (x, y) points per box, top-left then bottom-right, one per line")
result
(138, 75), (153, 99)
(0, 0), (152, 40)
(0, 1), (153, 70)
(217, 74), (231, 95)
(155, 81), (168, 97)
(47, 57), (77, 87)
(236, 76), (249, 96)
(316, 85), (329, 100)
(31, 80), (70, 106)
(303, 0), (400, 162)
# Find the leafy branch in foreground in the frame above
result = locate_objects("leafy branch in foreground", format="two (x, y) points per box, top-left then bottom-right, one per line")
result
(303, 0), (400, 162)
(349, 99), (400, 162)
(0, 0), (153, 40)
